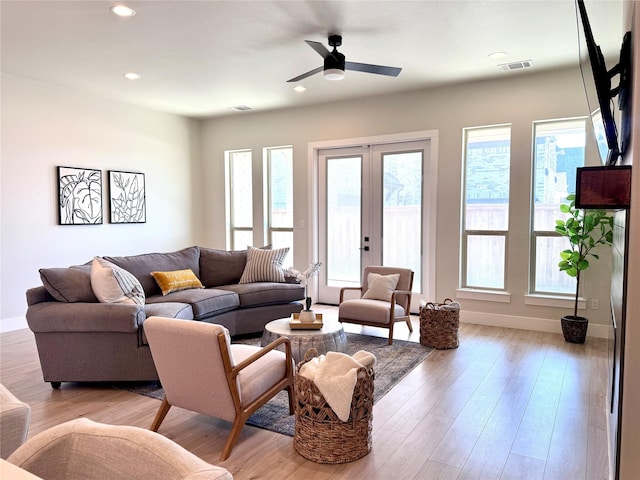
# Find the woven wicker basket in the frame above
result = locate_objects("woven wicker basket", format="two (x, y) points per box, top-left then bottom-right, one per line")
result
(293, 349), (374, 464)
(419, 299), (460, 349)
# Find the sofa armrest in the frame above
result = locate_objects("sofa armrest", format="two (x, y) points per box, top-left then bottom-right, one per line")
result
(26, 302), (145, 334)
(26, 286), (53, 306)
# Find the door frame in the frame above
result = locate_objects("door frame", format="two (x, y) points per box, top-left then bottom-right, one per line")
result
(306, 130), (439, 311)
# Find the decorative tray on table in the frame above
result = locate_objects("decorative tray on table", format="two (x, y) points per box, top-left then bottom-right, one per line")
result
(289, 312), (324, 330)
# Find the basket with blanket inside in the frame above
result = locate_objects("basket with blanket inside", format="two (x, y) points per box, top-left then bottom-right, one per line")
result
(294, 348), (374, 464)
(419, 298), (461, 349)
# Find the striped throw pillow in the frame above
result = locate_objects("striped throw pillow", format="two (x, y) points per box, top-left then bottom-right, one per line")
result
(239, 246), (289, 284)
(90, 257), (145, 305)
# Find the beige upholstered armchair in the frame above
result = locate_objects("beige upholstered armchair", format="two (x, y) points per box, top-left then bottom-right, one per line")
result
(338, 266), (414, 345)
(144, 316), (295, 461)
(7, 417), (232, 479)
(0, 383), (31, 459)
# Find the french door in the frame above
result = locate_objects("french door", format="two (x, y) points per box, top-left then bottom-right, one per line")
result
(317, 140), (429, 308)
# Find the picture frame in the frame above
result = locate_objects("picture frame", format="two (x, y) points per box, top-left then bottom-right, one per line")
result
(57, 166), (103, 225)
(108, 170), (146, 224)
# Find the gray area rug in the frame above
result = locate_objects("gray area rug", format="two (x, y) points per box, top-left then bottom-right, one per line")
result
(122, 333), (432, 436)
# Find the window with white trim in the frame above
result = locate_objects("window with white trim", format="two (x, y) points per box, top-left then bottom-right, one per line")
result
(461, 125), (511, 290)
(225, 149), (253, 250)
(530, 118), (586, 295)
(264, 146), (294, 266)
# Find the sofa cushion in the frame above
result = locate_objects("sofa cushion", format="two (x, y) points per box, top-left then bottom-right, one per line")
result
(151, 269), (204, 295)
(144, 302), (194, 320)
(145, 289), (239, 320)
(199, 248), (247, 287)
(39, 265), (98, 303)
(217, 282), (304, 308)
(239, 246), (288, 284)
(105, 246), (200, 297)
(91, 257), (145, 306)
(140, 304), (194, 345)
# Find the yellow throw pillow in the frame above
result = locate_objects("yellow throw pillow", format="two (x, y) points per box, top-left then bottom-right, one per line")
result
(151, 269), (204, 296)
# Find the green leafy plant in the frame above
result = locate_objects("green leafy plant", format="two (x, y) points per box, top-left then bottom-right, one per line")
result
(555, 194), (613, 318)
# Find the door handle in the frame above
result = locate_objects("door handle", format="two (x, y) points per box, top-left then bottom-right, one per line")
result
(359, 246), (370, 251)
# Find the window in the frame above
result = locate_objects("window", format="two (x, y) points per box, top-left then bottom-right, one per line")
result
(225, 149), (253, 250)
(264, 146), (294, 265)
(531, 118), (586, 294)
(461, 125), (511, 290)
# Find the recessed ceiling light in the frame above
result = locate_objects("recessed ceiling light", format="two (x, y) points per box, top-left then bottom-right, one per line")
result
(123, 72), (141, 80)
(293, 85), (307, 93)
(488, 52), (508, 60)
(111, 5), (136, 17)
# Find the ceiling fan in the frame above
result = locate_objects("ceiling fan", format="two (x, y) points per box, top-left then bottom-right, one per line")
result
(287, 34), (402, 82)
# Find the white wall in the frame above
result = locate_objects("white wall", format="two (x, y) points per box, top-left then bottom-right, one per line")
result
(1, 66), (615, 336)
(1, 73), (203, 331)
(200, 66), (613, 335)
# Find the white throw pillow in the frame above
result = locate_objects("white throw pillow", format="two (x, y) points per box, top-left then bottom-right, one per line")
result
(239, 246), (289, 284)
(91, 257), (145, 305)
(362, 273), (400, 302)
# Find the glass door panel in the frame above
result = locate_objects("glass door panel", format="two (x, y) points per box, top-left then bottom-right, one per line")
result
(326, 156), (362, 287)
(381, 151), (423, 292)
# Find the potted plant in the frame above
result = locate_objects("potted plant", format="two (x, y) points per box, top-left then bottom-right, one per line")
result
(286, 262), (322, 322)
(555, 193), (613, 343)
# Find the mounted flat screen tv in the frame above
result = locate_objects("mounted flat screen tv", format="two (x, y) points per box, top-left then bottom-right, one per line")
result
(576, 0), (630, 166)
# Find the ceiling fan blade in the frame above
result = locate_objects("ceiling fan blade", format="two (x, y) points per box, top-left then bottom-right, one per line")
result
(345, 61), (402, 77)
(287, 66), (324, 83)
(305, 40), (331, 59)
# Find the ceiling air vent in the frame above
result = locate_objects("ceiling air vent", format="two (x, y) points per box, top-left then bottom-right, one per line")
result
(498, 60), (533, 71)
(228, 105), (252, 112)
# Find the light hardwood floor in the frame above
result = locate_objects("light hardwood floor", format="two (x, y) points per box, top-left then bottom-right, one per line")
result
(0, 307), (610, 480)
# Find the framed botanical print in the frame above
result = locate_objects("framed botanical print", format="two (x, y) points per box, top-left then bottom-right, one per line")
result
(109, 170), (146, 223)
(57, 166), (103, 225)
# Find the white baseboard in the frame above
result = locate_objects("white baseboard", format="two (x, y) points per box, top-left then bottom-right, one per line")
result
(1, 316), (28, 333)
(460, 310), (610, 339)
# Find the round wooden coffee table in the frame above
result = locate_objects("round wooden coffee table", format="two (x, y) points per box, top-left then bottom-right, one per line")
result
(261, 318), (348, 363)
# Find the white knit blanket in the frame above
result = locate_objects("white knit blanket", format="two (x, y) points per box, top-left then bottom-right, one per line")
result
(299, 350), (376, 422)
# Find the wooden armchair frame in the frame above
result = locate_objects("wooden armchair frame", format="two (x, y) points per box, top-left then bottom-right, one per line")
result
(339, 267), (414, 345)
(149, 324), (294, 461)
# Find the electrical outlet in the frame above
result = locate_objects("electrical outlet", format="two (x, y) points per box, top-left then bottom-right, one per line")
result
(591, 299), (599, 310)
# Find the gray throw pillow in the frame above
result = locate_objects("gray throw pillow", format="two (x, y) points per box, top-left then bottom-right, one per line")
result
(199, 248), (248, 287)
(39, 265), (98, 303)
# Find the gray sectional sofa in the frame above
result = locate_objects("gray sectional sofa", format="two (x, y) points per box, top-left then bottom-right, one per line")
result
(26, 246), (304, 388)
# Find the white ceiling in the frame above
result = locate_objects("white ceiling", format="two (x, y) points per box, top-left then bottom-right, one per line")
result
(0, 0), (626, 118)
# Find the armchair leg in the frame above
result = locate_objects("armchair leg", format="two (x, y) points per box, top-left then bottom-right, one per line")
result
(221, 416), (246, 461)
(406, 317), (413, 332)
(150, 396), (172, 432)
(286, 384), (295, 415)
(388, 323), (394, 345)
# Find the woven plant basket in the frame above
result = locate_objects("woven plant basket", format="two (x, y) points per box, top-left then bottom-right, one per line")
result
(419, 298), (460, 349)
(294, 349), (374, 464)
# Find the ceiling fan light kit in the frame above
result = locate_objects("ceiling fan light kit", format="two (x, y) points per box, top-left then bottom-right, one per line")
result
(324, 69), (345, 80)
(288, 34), (401, 83)
(324, 38), (346, 80)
